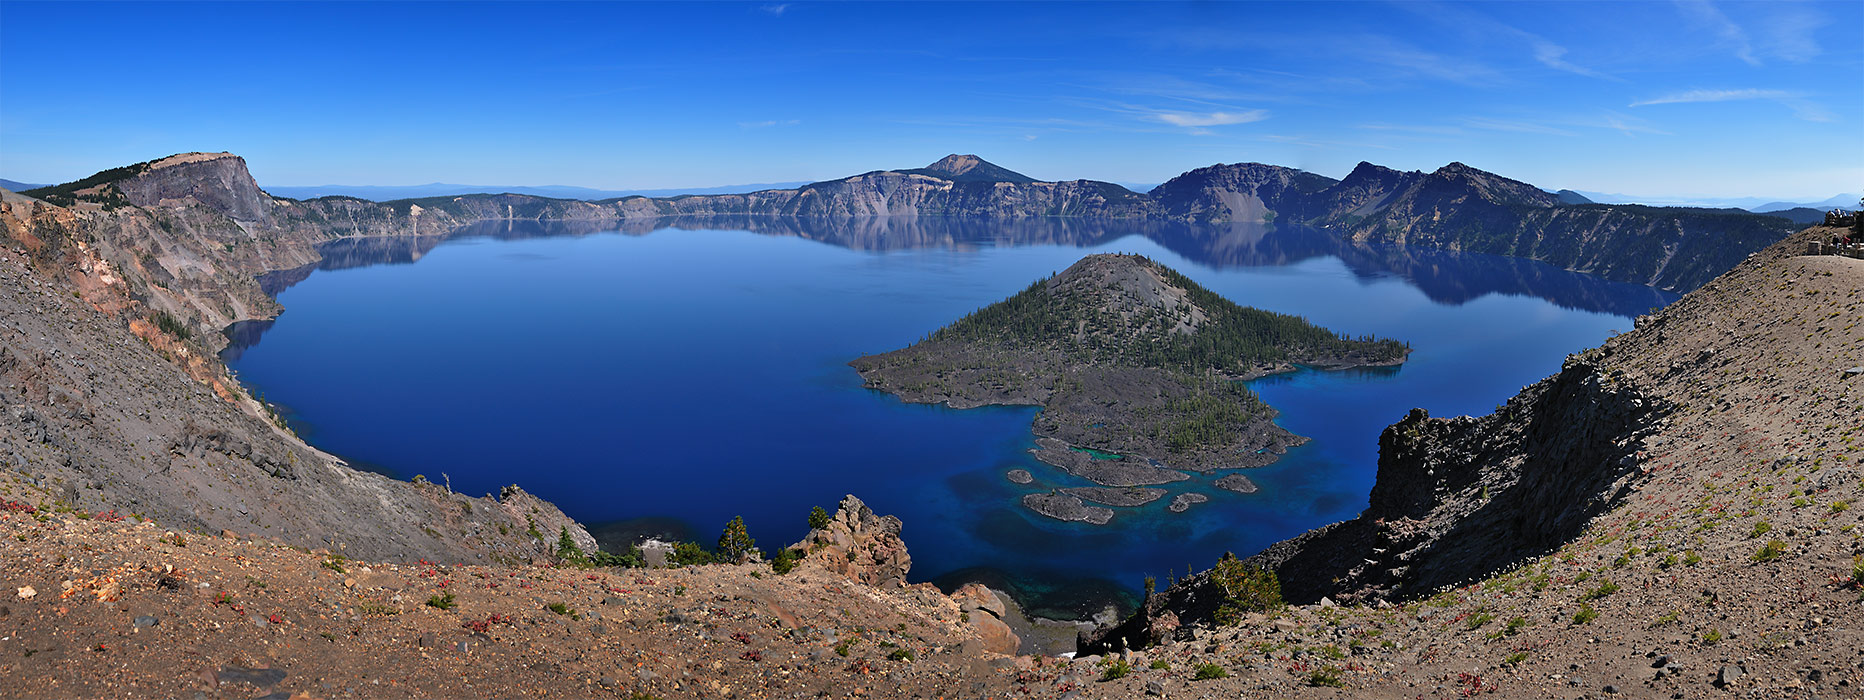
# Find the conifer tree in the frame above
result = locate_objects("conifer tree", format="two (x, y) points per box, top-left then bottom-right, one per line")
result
(717, 516), (755, 564)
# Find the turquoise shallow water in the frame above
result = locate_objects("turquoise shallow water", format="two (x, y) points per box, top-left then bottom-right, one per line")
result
(223, 218), (1675, 619)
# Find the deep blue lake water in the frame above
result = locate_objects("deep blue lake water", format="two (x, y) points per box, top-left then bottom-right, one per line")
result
(224, 218), (1676, 619)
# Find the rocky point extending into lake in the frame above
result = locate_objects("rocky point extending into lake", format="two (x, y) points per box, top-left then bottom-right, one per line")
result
(853, 253), (1409, 522)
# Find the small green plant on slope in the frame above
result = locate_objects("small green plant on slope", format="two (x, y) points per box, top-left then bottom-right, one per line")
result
(808, 506), (831, 530)
(771, 547), (801, 575)
(1099, 658), (1130, 681)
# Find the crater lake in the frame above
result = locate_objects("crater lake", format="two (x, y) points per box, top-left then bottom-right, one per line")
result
(222, 218), (1676, 619)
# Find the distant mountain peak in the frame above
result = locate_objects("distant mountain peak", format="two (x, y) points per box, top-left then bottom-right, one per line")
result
(925, 154), (986, 176)
(908, 154), (1035, 184)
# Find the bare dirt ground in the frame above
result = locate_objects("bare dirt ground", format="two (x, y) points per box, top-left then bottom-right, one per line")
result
(0, 512), (1019, 699)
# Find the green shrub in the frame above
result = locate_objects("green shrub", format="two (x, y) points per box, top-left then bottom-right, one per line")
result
(887, 648), (913, 662)
(1194, 663), (1229, 680)
(771, 547), (801, 575)
(1573, 605), (1597, 625)
(1210, 554), (1282, 625)
(1148, 659), (1169, 670)
(1503, 651), (1527, 666)
(1464, 610), (1495, 630)
(1749, 521), (1772, 538)
(1584, 581), (1620, 600)
(546, 602), (571, 616)
(1702, 628), (1723, 645)
(670, 541), (714, 566)
(1753, 539), (1786, 562)
(592, 544), (646, 568)
(425, 593), (455, 610)
(808, 506), (831, 530)
(1099, 658), (1130, 680)
(1306, 665), (1343, 687)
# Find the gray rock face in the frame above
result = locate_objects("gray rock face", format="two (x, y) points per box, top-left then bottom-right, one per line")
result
(791, 495), (911, 586)
(115, 153), (274, 223)
(1247, 355), (1669, 604)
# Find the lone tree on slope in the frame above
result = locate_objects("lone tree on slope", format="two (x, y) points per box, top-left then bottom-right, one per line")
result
(717, 516), (756, 564)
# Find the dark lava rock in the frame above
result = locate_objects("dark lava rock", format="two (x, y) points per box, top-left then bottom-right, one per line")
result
(1021, 492), (1114, 524)
(1717, 664), (1744, 686)
(1059, 486), (1166, 507)
(1213, 473), (1259, 494)
(132, 614), (158, 628)
(1166, 493), (1209, 513)
(218, 666), (286, 687)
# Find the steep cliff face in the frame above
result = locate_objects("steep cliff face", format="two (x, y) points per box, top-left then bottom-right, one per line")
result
(1247, 354), (1667, 604)
(114, 152), (275, 223)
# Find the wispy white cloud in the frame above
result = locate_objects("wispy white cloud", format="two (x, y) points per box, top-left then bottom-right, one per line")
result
(1592, 112), (1672, 137)
(1630, 88), (1833, 122)
(1257, 134), (1398, 151)
(1460, 117), (1576, 137)
(1152, 110), (1268, 128)
(1530, 40), (1614, 80)
(1396, 2), (1615, 80)
(1354, 36), (1504, 86)
(1630, 88), (1790, 106)
(1674, 0), (1758, 65)
(738, 119), (800, 129)
(759, 3), (791, 17)
(1756, 5), (1827, 62)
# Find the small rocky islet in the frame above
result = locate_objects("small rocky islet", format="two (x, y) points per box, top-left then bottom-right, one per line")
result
(854, 252), (1409, 523)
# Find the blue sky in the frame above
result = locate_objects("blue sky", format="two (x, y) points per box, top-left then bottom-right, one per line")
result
(2, 1), (1858, 200)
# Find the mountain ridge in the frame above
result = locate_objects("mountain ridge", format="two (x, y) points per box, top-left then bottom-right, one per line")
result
(15, 152), (1803, 297)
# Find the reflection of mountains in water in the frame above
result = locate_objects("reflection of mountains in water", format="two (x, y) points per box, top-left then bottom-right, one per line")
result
(224, 217), (1675, 355)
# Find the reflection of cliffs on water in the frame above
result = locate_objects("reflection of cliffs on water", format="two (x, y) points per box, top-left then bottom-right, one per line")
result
(1143, 223), (1679, 317)
(223, 218), (1675, 357)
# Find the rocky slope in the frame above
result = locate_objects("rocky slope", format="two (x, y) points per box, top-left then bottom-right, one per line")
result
(1, 158), (596, 567)
(853, 253), (1408, 523)
(1074, 226), (1863, 698)
(0, 495), (1039, 699)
